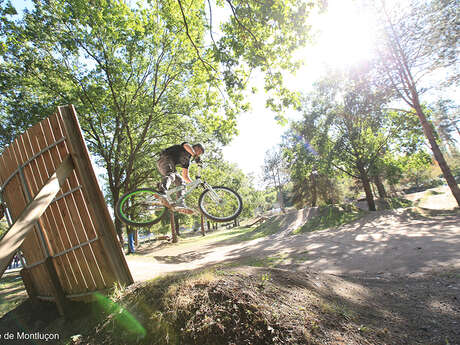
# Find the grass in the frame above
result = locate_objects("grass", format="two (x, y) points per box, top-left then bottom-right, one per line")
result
(320, 301), (357, 322)
(199, 217), (282, 245)
(238, 253), (290, 268)
(222, 217), (283, 243)
(130, 216), (283, 260)
(0, 270), (27, 318)
(383, 197), (413, 209)
(293, 205), (365, 235)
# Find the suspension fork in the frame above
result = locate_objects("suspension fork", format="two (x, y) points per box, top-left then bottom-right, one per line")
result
(202, 182), (222, 203)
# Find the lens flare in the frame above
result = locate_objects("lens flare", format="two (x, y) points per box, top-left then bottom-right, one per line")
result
(94, 292), (146, 339)
(294, 134), (318, 156)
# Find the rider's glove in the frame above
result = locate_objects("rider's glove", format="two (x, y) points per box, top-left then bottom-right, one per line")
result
(194, 156), (202, 165)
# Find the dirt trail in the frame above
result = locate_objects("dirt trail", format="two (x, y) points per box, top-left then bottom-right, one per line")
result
(126, 206), (460, 282)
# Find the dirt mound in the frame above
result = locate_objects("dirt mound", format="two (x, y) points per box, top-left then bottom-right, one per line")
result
(76, 266), (381, 345)
(267, 207), (320, 237)
(1, 265), (459, 344)
(404, 185), (459, 210)
(68, 266), (458, 345)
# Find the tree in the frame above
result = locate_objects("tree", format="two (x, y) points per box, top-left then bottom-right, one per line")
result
(306, 68), (391, 210)
(429, 99), (459, 155)
(374, 0), (460, 206)
(284, 64), (428, 210)
(2, 0), (239, 243)
(282, 76), (343, 208)
(263, 147), (289, 210)
(1, 0), (325, 242)
(414, 0), (459, 86)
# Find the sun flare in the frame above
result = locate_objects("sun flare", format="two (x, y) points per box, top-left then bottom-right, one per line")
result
(311, 0), (377, 68)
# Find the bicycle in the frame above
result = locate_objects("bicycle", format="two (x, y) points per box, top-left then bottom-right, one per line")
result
(115, 164), (243, 227)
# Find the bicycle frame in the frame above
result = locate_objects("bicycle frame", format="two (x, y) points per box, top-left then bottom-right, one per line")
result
(164, 178), (203, 204)
(161, 166), (219, 206)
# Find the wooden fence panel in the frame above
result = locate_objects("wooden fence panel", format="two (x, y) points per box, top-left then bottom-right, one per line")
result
(0, 105), (133, 310)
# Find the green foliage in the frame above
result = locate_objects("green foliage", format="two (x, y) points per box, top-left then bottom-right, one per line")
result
(0, 219), (7, 239)
(293, 205), (364, 234)
(282, 61), (435, 207)
(213, 0), (324, 115)
(262, 146), (289, 208)
(284, 66), (392, 207)
(413, 0), (459, 85)
(396, 152), (433, 188)
(382, 197), (413, 209)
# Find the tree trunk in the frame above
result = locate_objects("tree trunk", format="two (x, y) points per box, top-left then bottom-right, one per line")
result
(114, 216), (124, 247)
(175, 214), (180, 236)
(277, 187), (284, 210)
(413, 100), (460, 207)
(389, 183), (398, 196)
(374, 175), (387, 198)
(359, 166), (376, 211)
(170, 211), (177, 243)
(310, 173), (317, 207)
(201, 213), (205, 236)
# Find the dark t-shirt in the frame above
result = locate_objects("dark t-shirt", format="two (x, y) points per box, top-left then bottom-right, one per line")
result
(161, 142), (192, 169)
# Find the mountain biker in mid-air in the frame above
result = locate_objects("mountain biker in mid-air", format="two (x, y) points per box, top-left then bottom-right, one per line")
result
(156, 142), (204, 208)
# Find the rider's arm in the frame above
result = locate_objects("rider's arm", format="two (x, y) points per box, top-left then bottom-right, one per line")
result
(182, 168), (192, 183)
(182, 143), (197, 157)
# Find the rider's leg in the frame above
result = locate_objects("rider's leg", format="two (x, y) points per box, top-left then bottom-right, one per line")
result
(156, 156), (175, 193)
(174, 173), (187, 207)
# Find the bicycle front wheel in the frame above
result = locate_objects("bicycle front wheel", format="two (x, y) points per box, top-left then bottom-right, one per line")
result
(116, 188), (166, 227)
(198, 186), (243, 222)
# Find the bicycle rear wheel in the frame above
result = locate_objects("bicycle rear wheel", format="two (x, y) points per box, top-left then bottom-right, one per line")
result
(198, 186), (243, 222)
(116, 188), (166, 227)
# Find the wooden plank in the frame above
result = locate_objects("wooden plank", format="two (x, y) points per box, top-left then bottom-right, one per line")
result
(17, 132), (51, 256)
(51, 110), (116, 289)
(1, 144), (42, 268)
(28, 124), (74, 294)
(34, 120), (76, 293)
(10, 136), (50, 294)
(29, 265), (51, 297)
(45, 114), (97, 292)
(45, 257), (67, 316)
(1, 142), (17, 183)
(20, 268), (37, 302)
(0, 156), (74, 277)
(58, 105), (133, 286)
(38, 117), (87, 294)
(49, 114), (103, 290)
(26, 128), (59, 255)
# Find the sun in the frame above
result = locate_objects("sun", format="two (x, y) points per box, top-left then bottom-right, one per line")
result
(309, 0), (378, 68)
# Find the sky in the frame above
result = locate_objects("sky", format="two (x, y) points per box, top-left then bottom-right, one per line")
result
(222, 0), (379, 181)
